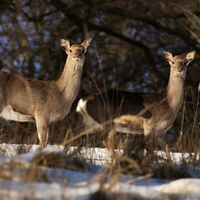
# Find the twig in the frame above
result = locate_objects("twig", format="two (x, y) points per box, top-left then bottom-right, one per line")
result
(191, 83), (200, 136)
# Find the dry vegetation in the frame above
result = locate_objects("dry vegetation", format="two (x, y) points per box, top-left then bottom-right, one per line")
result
(0, 64), (199, 199)
(0, 85), (199, 178)
(0, 1), (200, 199)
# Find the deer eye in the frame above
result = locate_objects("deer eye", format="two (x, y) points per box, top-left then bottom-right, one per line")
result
(69, 49), (72, 53)
(171, 61), (175, 64)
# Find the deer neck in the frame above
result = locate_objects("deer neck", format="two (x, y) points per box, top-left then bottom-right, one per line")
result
(166, 71), (185, 111)
(56, 57), (85, 102)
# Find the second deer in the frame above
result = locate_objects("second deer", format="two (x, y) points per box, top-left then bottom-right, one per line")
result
(0, 37), (92, 148)
(72, 50), (195, 150)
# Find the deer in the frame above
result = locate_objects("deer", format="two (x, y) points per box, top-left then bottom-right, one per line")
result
(71, 50), (195, 152)
(0, 37), (92, 149)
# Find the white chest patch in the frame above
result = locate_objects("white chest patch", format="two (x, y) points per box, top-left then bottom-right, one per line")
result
(76, 99), (88, 114)
(156, 120), (172, 132)
(0, 105), (34, 122)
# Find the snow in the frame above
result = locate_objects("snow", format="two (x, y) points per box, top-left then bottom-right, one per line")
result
(0, 143), (199, 199)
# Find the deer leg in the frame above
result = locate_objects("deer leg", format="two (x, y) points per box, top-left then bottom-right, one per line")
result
(144, 123), (156, 150)
(102, 122), (116, 155)
(157, 132), (172, 161)
(63, 127), (74, 153)
(48, 123), (54, 145)
(143, 122), (158, 162)
(145, 126), (172, 161)
(36, 118), (49, 149)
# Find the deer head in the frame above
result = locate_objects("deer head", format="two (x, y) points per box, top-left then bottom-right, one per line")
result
(60, 38), (92, 70)
(163, 50), (196, 79)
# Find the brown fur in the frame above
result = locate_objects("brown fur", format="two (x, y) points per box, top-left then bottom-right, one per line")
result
(0, 37), (92, 148)
(73, 50), (195, 148)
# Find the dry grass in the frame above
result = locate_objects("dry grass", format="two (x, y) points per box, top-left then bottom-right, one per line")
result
(0, 85), (199, 200)
(62, 84), (200, 180)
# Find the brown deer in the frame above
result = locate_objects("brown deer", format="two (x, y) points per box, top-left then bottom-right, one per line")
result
(0, 37), (92, 148)
(72, 50), (195, 150)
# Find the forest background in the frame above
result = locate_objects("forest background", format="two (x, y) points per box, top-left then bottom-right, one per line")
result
(0, 0), (200, 150)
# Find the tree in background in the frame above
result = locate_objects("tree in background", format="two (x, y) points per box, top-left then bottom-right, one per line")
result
(0, 0), (199, 150)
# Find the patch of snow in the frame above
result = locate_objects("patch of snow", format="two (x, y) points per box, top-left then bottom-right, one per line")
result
(0, 144), (199, 199)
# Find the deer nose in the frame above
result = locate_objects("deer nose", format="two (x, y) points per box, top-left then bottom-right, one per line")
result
(74, 52), (82, 58)
(177, 66), (184, 72)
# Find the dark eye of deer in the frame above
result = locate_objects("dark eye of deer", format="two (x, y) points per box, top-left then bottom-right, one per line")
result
(171, 61), (175, 64)
(69, 49), (72, 53)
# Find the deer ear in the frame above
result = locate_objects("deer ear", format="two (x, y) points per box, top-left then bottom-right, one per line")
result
(60, 39), (71, 52)
(186, 51), (196, 63)
(81, 37), (92, 52)
(163, 50), (173, 62)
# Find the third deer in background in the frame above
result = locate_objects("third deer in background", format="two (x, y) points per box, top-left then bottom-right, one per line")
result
(72, 50), (196, 151)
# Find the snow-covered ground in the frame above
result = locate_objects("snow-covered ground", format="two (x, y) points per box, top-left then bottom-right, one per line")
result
(0, 143), (199, 199)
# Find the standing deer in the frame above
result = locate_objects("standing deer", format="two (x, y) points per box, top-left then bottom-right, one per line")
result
(72, 50), (195, 150)
(0, 37), (92, 148)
